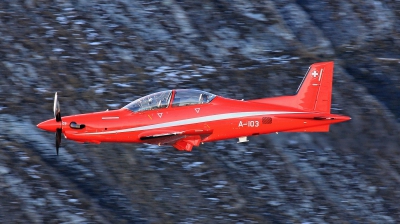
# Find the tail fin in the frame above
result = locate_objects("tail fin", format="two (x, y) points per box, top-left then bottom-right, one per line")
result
(250, 61), (334, 113)
(295, 61), (333, 113)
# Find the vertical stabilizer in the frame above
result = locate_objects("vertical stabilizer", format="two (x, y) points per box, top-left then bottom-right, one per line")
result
(295, 61), (334, 113)
(249, 61), (334, 113)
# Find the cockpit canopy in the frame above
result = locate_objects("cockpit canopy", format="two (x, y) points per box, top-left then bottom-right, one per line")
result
(123, 89), (216, 112)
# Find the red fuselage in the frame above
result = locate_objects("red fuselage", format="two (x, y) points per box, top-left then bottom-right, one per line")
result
(37, 62), (351, 152)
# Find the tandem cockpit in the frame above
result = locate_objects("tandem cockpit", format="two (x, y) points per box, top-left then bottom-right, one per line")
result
(123, 89), (216, 112)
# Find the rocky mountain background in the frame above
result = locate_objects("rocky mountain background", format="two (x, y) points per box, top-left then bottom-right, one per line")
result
(0, 0), (400, 223)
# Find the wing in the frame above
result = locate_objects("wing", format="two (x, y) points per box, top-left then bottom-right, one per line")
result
(138, 129), (213, 151)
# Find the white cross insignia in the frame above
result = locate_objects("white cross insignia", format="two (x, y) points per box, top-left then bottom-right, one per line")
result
(312, 70), (319, 78)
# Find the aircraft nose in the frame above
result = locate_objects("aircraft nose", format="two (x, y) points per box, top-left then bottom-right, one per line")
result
(37, 119), (61, 132)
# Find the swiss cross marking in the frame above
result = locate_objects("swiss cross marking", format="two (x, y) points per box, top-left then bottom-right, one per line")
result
(312, 70), (319, 78)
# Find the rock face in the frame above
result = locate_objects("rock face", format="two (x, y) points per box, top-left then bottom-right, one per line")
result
(0, 1), (400, 223)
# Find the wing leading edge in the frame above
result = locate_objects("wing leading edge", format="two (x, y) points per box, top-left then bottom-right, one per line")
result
(139, 129), (213, 151)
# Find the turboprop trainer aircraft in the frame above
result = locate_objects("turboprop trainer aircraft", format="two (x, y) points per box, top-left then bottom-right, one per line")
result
(37, 61), (350, 155)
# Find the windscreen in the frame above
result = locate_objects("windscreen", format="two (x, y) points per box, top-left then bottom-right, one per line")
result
(123, 90), (172, 112)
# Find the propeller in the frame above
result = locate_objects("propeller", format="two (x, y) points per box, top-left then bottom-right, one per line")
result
(54, 92), (62, 155)
(56, 128), (62, 155)
(54, 92), (61, 122)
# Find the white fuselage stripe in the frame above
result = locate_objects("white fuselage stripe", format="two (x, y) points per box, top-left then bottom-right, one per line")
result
(81, 111), (304, 135)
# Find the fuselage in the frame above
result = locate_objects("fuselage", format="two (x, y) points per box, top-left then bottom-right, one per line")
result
(37, 62), (351, 152)
(38, 95), (349, 145)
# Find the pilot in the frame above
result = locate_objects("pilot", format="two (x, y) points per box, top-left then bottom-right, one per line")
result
(199, 94), (208, 104)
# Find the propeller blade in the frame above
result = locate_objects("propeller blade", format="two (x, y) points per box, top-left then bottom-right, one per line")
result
(54, 92), (62, 155)
(54, 92), (61, 122)
(56, 128), (62, 155)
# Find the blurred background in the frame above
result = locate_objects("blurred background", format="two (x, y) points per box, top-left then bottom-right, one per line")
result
(0, 0), (400, 223)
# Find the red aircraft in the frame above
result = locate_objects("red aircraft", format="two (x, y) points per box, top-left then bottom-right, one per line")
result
(37, 61), (350, 155)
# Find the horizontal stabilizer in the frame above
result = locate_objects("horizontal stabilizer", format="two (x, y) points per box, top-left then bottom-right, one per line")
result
(274, 113), (351, 121)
